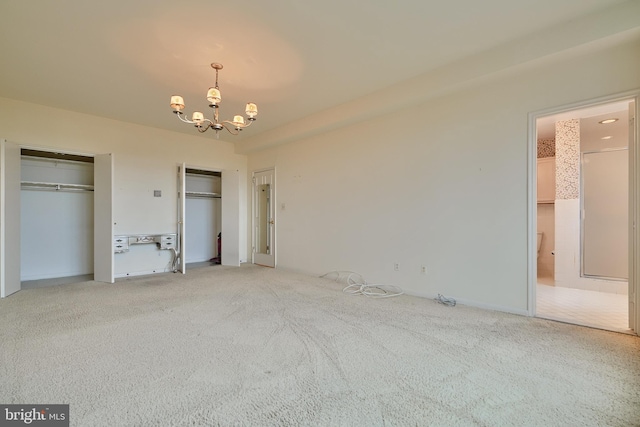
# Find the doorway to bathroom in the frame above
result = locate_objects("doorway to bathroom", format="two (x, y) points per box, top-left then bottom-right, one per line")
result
(252, 168), (276, 268)
(532, 97), (636, 333)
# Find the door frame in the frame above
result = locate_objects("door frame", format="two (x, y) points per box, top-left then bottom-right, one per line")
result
(252, 168), (276, 268)
(0, 139), (21, 297)
(527, 90), (639, 334)
(94, 153), (114, 283)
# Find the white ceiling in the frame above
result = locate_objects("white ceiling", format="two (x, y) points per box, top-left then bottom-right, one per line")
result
(536, 100), (631, 140)
(0, 0), (630, 143)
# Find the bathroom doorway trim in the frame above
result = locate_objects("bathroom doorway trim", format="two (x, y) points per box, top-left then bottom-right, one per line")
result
(527, 89), (639, 335)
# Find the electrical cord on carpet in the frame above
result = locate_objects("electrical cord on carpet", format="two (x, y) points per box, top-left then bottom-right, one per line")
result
(435, 293), (456, 306)
(168, 248), (180, 273)
(320, 271), (404, 298)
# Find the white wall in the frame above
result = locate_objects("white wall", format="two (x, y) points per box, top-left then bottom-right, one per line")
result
(555, 199), (627, 294)
(247, 35), (640, 313)
(185, 197), (221, 262)
(0, 98), (247, 277)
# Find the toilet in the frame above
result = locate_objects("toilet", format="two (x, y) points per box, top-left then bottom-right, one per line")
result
(537, 232), (543, 258)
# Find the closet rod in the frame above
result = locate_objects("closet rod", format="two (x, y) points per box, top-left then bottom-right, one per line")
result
(21, 181), (95, 192)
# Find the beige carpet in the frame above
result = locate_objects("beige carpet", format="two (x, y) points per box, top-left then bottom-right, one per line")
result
(1, 265), (639, 426)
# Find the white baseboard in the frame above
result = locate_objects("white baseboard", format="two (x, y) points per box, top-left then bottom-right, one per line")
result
(403, 289), (529, 317)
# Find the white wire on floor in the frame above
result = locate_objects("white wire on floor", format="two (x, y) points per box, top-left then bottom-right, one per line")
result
(320, 271), (404, 298)
(168, 248), (180, 273)
(435, 293), (456, 306)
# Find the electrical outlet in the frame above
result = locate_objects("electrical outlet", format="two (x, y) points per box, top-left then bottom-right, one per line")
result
(421, 266), (427, 274)
(394, 263), (399, 271)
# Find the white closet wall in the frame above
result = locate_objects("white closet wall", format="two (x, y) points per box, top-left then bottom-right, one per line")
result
(20, 157), (94, 280)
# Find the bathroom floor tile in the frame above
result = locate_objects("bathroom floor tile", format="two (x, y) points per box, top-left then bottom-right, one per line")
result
(536, 283), (630, 333)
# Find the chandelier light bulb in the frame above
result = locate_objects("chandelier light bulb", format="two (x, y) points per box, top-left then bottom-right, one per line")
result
(170, 95), (185, 111)
(246, 103), (258, 118)
(192, 111), (204, 124)
(207, 88), (221, 105)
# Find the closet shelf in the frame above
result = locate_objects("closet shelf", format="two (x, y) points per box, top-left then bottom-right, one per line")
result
(21, 181), (95, 191)
(185, 191), (221, 199)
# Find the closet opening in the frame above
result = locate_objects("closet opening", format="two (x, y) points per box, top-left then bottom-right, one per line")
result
(20, 149), (95, 289)
(184, 168), (222, 270)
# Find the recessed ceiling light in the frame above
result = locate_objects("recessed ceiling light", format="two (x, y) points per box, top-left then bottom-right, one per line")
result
(599, 118), (618, 124)
(601, 136), (612, 140)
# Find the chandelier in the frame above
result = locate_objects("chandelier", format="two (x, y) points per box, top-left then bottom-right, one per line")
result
(170, 62), (258, 136)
